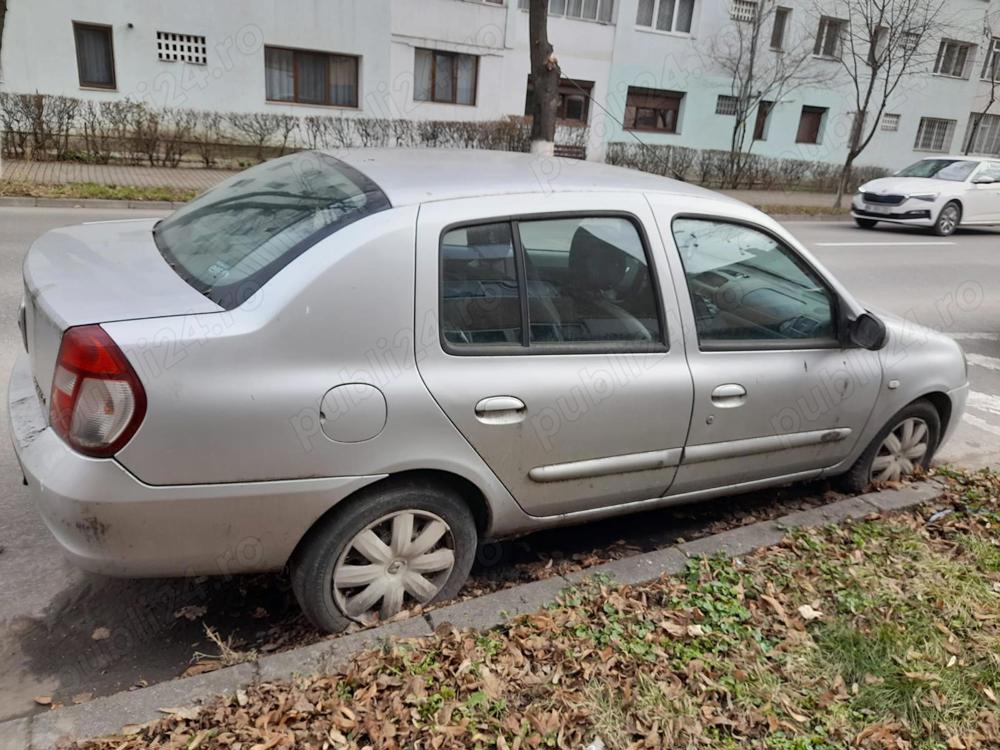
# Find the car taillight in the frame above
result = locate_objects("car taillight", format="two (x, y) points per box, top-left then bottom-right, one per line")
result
(49, 325), (146, 458)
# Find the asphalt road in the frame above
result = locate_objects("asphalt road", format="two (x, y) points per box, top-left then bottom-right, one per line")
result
(0, 206), (998, 722)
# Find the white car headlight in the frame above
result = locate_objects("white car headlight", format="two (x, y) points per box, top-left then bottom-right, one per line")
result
(907, 192), (939, 202)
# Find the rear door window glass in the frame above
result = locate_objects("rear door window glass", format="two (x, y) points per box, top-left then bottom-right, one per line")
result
(517, 217), (661, 344)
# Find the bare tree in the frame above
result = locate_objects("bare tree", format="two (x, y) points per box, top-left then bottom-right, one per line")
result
(528, 0), (559, 155)
(965, 8), (1000, 156)
(711, 1), (830, 188)
(815, 0), (948, 208)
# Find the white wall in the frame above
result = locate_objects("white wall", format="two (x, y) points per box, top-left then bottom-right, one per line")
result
(1, 0), (997, 169)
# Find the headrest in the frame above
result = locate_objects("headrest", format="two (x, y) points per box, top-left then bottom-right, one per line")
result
(568, 227), (628, 292)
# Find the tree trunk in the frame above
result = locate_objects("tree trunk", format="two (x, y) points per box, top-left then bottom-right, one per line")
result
(0, 0), (7, 67)
(528, 0), (558, 155)
(835, 152), (857, 210)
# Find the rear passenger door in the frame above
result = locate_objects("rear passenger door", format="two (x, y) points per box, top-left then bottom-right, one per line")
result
(415, 194), (694, 517)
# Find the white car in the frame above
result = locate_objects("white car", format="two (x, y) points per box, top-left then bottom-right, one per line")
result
(853, 156), (1000, 236)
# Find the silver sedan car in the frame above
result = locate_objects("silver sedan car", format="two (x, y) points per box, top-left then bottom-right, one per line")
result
(9, 149), (968, 632)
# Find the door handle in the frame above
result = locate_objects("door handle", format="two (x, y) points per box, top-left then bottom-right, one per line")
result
(475, 396), (526, 424)
(711, 384), (747, 408)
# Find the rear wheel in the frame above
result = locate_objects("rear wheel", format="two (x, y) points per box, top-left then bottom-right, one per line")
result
(933, 201), (961, 237)
(290, 480), (477, 633)
(837, 400), (941, 495)
(854, 218), (879, 229)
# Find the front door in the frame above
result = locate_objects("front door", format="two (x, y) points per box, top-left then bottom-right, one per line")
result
(415, 193), (694, 517)
(648, 206), (883, 495)
(964, 161), (1000, 222)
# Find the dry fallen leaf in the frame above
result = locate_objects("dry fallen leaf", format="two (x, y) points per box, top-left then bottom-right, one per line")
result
(797, 604), (823, 621)
(33, 696), (52, 706)
(72, 692), (93, 705)
(91, 627), (111, 641)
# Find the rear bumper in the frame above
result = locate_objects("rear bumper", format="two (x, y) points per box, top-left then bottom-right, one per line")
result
(8, 353), (383, 577)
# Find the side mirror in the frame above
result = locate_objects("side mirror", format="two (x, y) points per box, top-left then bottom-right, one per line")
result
(973, 176), (997, 185)
(849, 312), (887, 351)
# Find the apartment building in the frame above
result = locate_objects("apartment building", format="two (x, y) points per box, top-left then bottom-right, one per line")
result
(1, 0), (998, 168)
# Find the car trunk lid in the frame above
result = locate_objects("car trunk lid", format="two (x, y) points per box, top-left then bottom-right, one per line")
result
(22, 217), (221, 399)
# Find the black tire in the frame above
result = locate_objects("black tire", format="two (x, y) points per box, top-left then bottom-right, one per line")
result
(836, 400), (941, 495)
(933, 201), (962, 237)
(289, 479), (477, 633)
(854, 218), (879, 229)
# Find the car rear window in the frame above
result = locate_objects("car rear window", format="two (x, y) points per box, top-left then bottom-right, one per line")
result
(153, 152), (390, 309)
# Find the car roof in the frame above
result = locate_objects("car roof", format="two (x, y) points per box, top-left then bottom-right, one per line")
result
(330, 148), (735, 208)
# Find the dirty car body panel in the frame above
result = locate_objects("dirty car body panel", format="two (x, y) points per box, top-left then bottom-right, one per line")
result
(8, 149), (969, 581)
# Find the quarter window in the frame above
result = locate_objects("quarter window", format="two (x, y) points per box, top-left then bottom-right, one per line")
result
(441, 216), (663, 350)
(635, 0), (696, 34)
(264, 46), (359, 107)
(415, 48), (478, 105)
(672, 218), (836, 349)
(73, 22), (116, 89)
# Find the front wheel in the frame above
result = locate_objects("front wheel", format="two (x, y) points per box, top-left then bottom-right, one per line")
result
(290, 481), (478, 633)
(837, 400), (941, 495)
(854, 218), (879, 229)
(933, 202), (961, 237)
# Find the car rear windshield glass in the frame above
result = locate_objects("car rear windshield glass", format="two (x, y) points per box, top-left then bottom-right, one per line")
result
(896, 159), (978, 181)
(153, 152), (390, 308)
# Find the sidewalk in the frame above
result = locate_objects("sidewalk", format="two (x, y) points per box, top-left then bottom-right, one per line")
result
(0, 158), (842, 212)
(0, 160), (236, 191)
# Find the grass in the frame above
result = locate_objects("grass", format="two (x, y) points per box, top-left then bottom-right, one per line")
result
(754, 202), (851, 217)
(0, 179), (197, 203)
(69, 469), (1000, 750)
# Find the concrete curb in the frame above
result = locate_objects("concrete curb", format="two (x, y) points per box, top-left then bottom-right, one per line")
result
(0, 479), (947, 750)
(0, 196), (185, 210)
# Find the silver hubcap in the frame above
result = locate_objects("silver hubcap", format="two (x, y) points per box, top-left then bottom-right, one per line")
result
(332, 510), (455, 623)
(870, 417), (930, 483)
(939, 206), (959, 234)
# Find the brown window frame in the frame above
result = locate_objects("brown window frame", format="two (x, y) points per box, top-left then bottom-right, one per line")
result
(753, 100), (773, 141)
(73, 21), (117, 90)
(796, 105), (827, 144)
(524, 76), (594, 125)
(623, 86), (684, 134)
(264, 45), (360, 108)
(415, 48), (480, 106)
(770, 7), (790, 50)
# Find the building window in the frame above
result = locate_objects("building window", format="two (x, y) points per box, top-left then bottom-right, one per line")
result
(881, 113), (901, 132)
(795, 105), (827, 144)
(414, 48), (478, 105)
(525, 77), (593, 124)
(914, 117), (956, 152)
(635, 0), (695, 34)
(770, 7), (791, 50)
(517, 0), (614, 23)
(730, 0), (757, 22)
(901, 31), (921, 52)
(73, 22), (116, 89)
(934, 40), (974, 79)
(813, 17), (845, 59)
(624, 87), (684, 133)
(264, 46), (359, 107)
(716, 95), (738, 115)
(981, 38), (1000, 81)
(754, 101), (773, 140)
(965, 114), (1000, 155)
(156, 32), (207, 64)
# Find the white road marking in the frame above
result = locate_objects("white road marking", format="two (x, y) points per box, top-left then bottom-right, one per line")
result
(962, 413), (1000, 438)
(967, 391), (1000, 417)
(950, 332), (1000, 342)
(966, 353), (1000, 372)
(812, 241), (957, 247)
